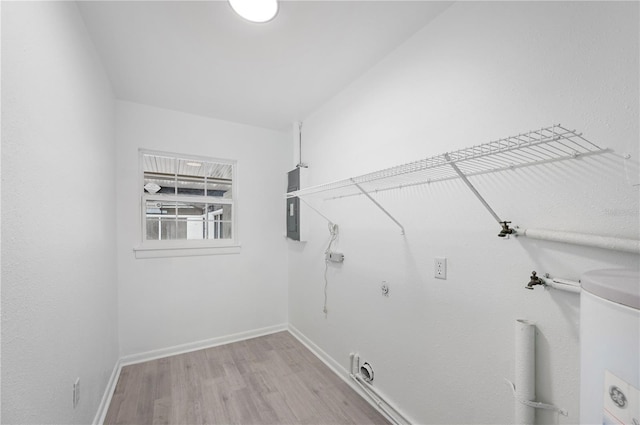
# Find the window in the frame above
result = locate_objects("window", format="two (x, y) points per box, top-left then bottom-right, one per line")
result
(135, 150), (239, 258)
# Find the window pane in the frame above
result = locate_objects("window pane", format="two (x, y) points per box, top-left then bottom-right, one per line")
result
(143, 154), (176, 195)
(205, 162), (233, 199)
(161, 219), (177, 240)
(146, 200), (178, 240)
(206, 204), (232, 239)
(206, 180), (232, 198)
(146, 200), (164, 241)
(174, 201), (207, 240)
(175, 201), (207, 216)
(207, 162), (233, 180)
(175, 218), (207, 240)
(186, 217), (205, 240)
(176, 158), (206, 197)
(207, 221), (232, 239)
(146, 200), (176, 216)
(206, 204), (232, 220)
(146, 218), (160, 240)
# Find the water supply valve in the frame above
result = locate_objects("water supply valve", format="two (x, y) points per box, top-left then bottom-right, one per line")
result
(525, 271), (546, 290)
(498, 221), (514, 237)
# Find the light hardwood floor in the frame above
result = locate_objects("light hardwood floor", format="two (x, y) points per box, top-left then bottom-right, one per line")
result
(104, 331), (389, 424)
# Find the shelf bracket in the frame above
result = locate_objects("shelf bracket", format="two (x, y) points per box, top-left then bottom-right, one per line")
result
(299, 197), (335, 226)
(444, 153), (512, 236)
(351, 179), (405, 235)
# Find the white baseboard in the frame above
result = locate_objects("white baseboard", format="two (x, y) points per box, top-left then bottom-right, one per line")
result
(287, 324), (351, 382)
(120, 323), (288, 366)
(92, 359), (122, 425)
(287, 324), (414, 425)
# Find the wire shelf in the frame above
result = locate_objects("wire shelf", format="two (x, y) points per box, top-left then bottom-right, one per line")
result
(287, 124), (606, 200)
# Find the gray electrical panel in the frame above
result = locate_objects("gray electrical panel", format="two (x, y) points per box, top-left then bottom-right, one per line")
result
(287, 167), (300, 193)
(286, 168), (300, 240)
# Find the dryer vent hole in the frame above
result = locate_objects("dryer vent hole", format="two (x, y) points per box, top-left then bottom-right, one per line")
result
(360, 362), (374, 382)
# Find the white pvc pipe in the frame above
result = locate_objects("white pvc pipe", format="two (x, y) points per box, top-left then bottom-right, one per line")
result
(542, 277), (581, 294)
(514, 228), (640, 254)
(515, 319), (536, 425)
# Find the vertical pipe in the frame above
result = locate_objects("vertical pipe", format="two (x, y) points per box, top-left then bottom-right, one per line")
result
(515, 319), (536, 425)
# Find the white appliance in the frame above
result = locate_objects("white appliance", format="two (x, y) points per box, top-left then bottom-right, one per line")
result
(580, 268), (640, 425)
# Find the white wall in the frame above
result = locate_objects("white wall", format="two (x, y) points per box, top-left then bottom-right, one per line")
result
(1, 2), (118, 423)
(289, 2), (639, 424)
(116, 101), (290, 357)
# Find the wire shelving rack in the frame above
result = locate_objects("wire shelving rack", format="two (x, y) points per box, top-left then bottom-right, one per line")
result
(286, 124), (606, 235)
(288, 124), (605, 200)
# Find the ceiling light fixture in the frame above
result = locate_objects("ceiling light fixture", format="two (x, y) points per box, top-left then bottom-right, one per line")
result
(228, 0), (278, 23)
(186, 162), (202, 167)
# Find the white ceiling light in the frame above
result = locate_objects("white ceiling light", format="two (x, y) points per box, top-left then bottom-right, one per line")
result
(229, 0), (278, 23)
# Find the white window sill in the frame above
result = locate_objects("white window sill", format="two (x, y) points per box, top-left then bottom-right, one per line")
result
(133, 243), (241, 259)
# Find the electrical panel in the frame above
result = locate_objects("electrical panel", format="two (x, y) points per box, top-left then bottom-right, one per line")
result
(287, 167), (300, 193)
(287, 197), (300, 240)
(286, 168), (300, 241)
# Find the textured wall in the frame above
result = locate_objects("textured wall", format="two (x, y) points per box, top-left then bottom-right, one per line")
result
(288, 2), (639, 424)
(116, 101), (290, 357)
(1, 2), (119, 423)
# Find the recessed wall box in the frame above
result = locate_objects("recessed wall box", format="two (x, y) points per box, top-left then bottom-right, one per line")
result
(326, 252), (344, 263)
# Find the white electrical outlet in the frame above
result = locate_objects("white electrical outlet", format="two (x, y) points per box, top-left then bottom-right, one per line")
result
(435, 257), (447, 279)
(73, 378), (80, 408)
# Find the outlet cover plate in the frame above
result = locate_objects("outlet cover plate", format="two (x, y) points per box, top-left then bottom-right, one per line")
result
(326, 252), (344, 263)
(435, 257), (447, 279)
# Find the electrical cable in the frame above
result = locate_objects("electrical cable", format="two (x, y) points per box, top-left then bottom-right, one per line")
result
(323, 261), (329, 315)
(323, 222), (339, 315)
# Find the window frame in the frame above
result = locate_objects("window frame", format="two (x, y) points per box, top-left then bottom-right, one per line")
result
(134, 149), (240, 258)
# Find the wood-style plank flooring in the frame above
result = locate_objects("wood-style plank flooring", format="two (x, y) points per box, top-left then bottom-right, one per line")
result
(104, 331), (389, 424)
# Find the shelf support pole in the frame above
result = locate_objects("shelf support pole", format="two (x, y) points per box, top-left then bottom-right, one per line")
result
(351, 179), (405, 235)
(444, 153), (503, 224)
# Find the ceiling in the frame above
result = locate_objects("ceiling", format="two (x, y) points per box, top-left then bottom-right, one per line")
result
(78, 1), (452, 131)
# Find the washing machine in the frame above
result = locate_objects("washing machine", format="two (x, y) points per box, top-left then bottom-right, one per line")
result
(580, 268), (640, 425)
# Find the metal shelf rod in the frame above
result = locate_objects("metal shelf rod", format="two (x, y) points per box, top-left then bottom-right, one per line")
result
(352, 180), (405, 235)
(444, 153), (503, 224)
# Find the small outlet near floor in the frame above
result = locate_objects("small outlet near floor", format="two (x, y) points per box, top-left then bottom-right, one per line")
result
(73, 378), (80, 409)
(435, 257), (447, 279)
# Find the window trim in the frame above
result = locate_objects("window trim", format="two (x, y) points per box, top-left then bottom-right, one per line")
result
(134, 149), (240, 258)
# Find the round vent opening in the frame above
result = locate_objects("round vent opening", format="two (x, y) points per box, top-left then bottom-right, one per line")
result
(360, 362), (374, 383)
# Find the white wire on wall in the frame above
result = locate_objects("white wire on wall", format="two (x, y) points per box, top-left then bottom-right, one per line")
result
(323, 222), (339, 315)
